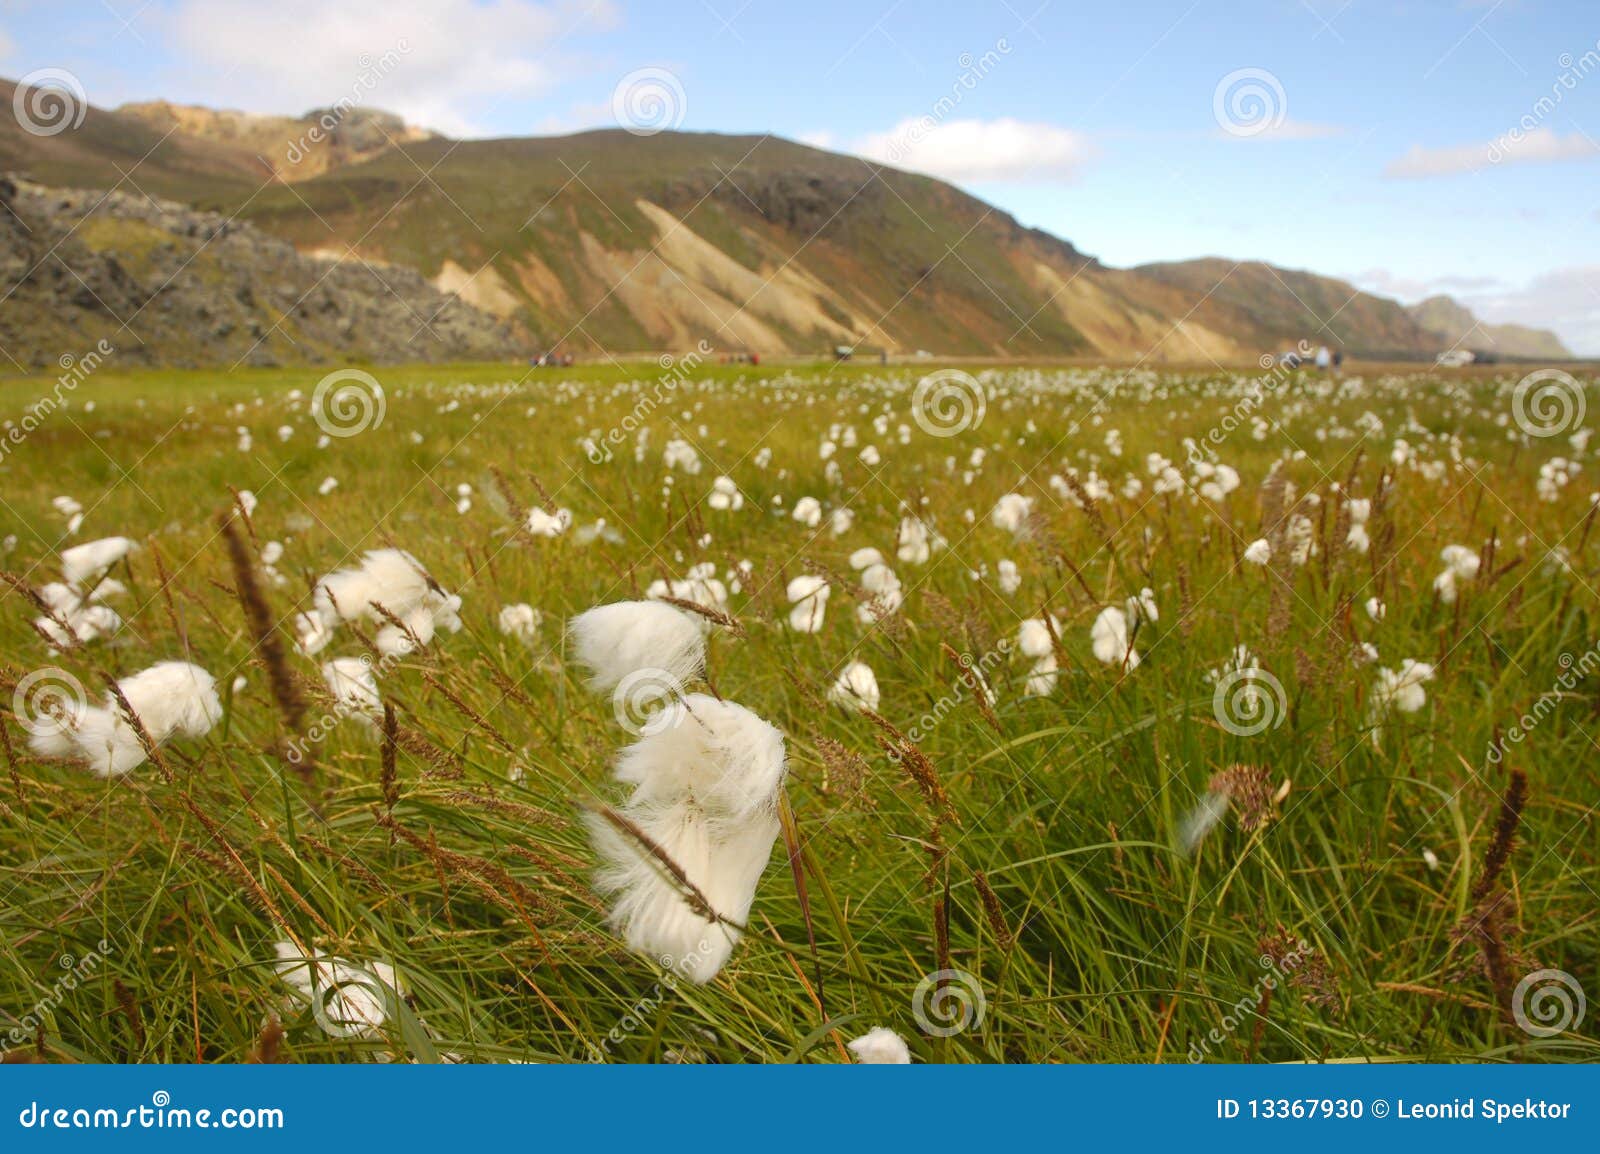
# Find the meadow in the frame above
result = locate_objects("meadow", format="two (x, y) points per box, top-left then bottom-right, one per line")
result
(0, 355), (1595, 1063)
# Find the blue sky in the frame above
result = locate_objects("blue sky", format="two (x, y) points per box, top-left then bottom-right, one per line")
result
(4, 0), (1598, 350)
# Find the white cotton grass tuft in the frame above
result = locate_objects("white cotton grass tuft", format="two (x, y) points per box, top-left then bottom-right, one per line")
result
(294, 611), (336, 657)
(586, 694), (788, 982)
(59, 536), (137, 587)
(828, 660), (880, 711)
(34, 580), (123, 646)
(989, 492), (1033, 536)
(52, 495), (84, 535)
(568, 600), (707, 694)
(707, 476), (744, 511)
(1433, 544), (1480, 605)
(1090, 606), (1140, 670)
(1344, 498), (1372, 553)
(1283, 514), (1316, 565)
(786, 575), (830, 633)
(1018, 616), (1062, 696)
(1242, 538), (1272, 566)
(1369, 659), (1434, 748)
(1126, 586), (1158, 626)
(646, 562), (729, 618)
(662, 438), (702, 474)
(1373, 660), (1434, 715)
(36, 536), (135, 646)
(376, 593), (463, 657)
(272, 940), (402, 1041)
(856, 563), (903, 623)
(896, 513), (944, 564)
(321, 657), (382, 732)
(847, 1026), (911, 1064)
(311, 548), (463, 656)
(497, 603), (542, 645)
(526, 506), (573, 537)
(996, 558), (1022, 596)
(791, 496), (822, 528)
(28, 661), (222, 777)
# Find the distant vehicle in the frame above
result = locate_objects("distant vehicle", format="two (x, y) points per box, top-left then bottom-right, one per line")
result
(1435, 350), (1476, 367)
(833, 345), (854, 361)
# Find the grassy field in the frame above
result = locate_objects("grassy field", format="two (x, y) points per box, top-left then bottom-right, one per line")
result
(0, 356), (1595, 1063)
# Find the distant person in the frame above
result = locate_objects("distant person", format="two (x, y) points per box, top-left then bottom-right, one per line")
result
(1315, 345), (1331, 372)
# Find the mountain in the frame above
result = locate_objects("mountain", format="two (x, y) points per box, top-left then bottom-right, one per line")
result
(0, 80), (1574, 367)
(1407, 295), (1569, 360)
(115, 101), (435, 184)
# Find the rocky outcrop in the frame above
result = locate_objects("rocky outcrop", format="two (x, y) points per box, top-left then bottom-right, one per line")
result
(0, 176), (527, 369)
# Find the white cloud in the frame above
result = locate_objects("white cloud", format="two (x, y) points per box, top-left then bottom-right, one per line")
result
(164, 0), (619, 137)
(849, 117), (1096, 184)
(1355, 264), (1600, 355)
(1385, 127), (1600, 178)
(1457, 265), (1600, 356)
(1351, 268), (1504, 301)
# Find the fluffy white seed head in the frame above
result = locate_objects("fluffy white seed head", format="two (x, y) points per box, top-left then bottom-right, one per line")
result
(785, 575), (830, 633)
(1091, 606), (1140, 670)
(322, 657), (382, 731)
(569, 600), (707, 694)
(588, 695), (787, 982)
(30, 661), (221, 778)
(848, 1026), (912, 1064)
(59, 536), (137, 587)
(828, 661), (880, 711)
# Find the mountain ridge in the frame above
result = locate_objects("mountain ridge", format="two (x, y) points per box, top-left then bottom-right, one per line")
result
(0, 81), (1572, 366)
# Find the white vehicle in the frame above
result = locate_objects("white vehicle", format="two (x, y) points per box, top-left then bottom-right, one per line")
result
(1435, 349), (1476, 367)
